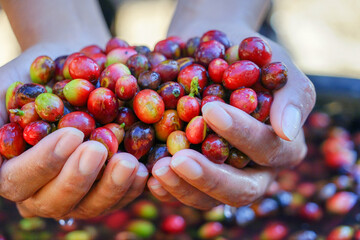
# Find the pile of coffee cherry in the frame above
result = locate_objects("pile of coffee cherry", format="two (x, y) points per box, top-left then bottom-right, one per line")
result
(0, 30), (287, 173)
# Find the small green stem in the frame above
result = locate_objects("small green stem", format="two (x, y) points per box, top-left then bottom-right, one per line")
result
(189, 77), (200, 97)
(8, 109), (24, 116)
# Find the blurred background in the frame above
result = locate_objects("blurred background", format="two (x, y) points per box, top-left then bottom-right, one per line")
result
(0, 0), (359, 78)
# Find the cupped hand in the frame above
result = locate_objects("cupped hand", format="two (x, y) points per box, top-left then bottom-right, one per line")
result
(0, 43), (149, 219)
(148, 36), (316, 209)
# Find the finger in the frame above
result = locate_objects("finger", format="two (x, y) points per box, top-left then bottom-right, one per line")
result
(268, 48), (316, 141)
(202, 101), (307, 167)
(152, 157), (221, 210)
(0, 127), (84, 202)
(170, 149), (277, 207)
(18, 141), (107, 219)
(16, 203), (36, 218)
(69, 153), (139, 219)
(107, 163), (149, 212)
(147, 177), (178, 203)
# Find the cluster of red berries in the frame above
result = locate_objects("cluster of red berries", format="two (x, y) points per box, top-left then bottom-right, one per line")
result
(0, 30), (288, 171)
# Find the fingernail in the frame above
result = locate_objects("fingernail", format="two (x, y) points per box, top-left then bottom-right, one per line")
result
(282, 105), (301, 141)
(202, 102), (232, 131)
(154, 166), (180, 187)
(112, 159), (137, 185)
(137, 164), (149, 177)
(150, 184), (168, 196)
(171, 156), (203, 180)
(79, 143), (106, 175)
(54, 129), (84, 158)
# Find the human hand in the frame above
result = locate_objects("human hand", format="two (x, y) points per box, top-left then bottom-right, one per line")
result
(0, 43), (149, 219)
(147, 24), (316, 209)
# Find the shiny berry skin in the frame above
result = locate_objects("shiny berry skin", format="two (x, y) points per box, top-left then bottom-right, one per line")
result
(106, 47), (137, 66)
(35, 93), (64, 122)
(0, 123), (26, 159)
(222, 60), (260, 90)
(167, 36), (186, 51)
(177, 64), (208, 94)
(100, 63), (131, 92)
(124, 122), (155, 159)
(202, 84), (226, 99)
(177, 57), (195, 71)
(23, 120), (51, 145)
(186, 37), (200, 57)
(226, 148), (250, 169)
(225, 45), (240, 64)
(6, 81), (23, 112)
(299, 202), (323, 221)
(68, 56), (100, 84)
(80, 44), (104, 56)
(154, 110), (183, 142)
(9, 102), (40, 129)
(105, 37), (129, 54)
(230, 88), (258, 114)
(202, 134), (230, 164)
(201, 95), (225, 109)
(133, 89), (165, 124)
(54, 55), (67, 81)
(15, 83), (47, 107)
(327, 225), (354, 240)
(152, 59), (180, 83)
(87, 88), (119, 124)
(52, 79), (71, 100)
(126, 54), (150, 78)
(195, 40), (225, 67)
(135, 45), (151, 55)
(157, 81), (185, 109)
(251, 92), (273, 122)
(201, 30), (231, 49)
(154, 39), (181, 59)
(115, 107), (138, 131)
(177, 95), (200, 122)
(63, 52), (84, 79)
(261, 62), (288, 90)
(186, 116), (207, 144)
(198, 222), (224, 239)
(326, 191), (357, 215)
(30, 55), (55, 85)
(167, 130), (190, 155)
(260, 222), (288, 240)
(239, 36), (272, 67)
(63, 79), (95, 106)
(138, 71), (161, 90)
(146, 52), (167, 68)
(208, 58), (229, 83)
(58, 111), (96, 138)
(89, 52), (107, 72)
(146, 144), (170, 171)
(115, 75), (138, 101)
(90, 127), (118, 159)
(103, 123), (125, 145)
(161, 215), (186, 234)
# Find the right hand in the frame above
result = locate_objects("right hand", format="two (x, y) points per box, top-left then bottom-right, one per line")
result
(0, 43), (149, 219)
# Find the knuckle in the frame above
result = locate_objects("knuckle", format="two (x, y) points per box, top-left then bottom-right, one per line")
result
(233, 181), (260, 207)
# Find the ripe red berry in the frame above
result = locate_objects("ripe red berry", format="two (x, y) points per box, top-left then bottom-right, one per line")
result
(208, 58), (229, 83)
(58, 111), (96, 138)
(30, 55), (55, 85)
(202, 134), (230, 164)
(186, 116), (207, 144)
(105, 37), (129, 54)
(239, 36), (272, 67)
(167, 130), (190, 155)
(200, 30), (231, 49)
(9, 102), (41, 129)
(161, 215), (186, 234)
(230, 88), (258, 114)
(177, 95), (200, 122)
(23, 120), (51, 145)
(251, 92), (273, 122)
(154, 110), (183, 142)
(90, 127), (118, 159)
(201, 95), (225, 109)
(87, 88), (119, 124)
(133, 89), (165, 124)
(0, 123), (26, 159)
(261, 62), (288, 90)
(195, 40), (225, 67)
(35, 93), (64, 122)
(177, 64), (208, 94)
(69, 56), (100, 84)
(63, 79), (95, 106)
(222, 60), (260, 90)
(154, 39), (181, 59)
(124, 122), (155, 159)
(115, 75), (138, 101)
(152, 60), (180, 82)
(100, 63), (131, 92)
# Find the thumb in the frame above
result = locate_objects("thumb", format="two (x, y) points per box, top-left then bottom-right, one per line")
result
(269, 58), (316, 141)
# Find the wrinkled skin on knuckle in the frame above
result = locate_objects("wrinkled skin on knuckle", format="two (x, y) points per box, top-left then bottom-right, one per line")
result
(0, 175), (29, 202)
(232, 180), (261, 208)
